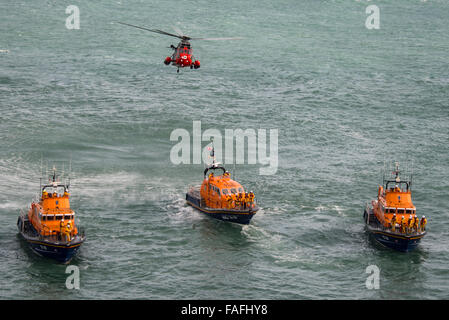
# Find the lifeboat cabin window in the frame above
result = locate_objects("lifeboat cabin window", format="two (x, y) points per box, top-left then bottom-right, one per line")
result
(55, 215), (63, 220)
(47, 215), (54, 221)
(222, 189), (229, 195)
(64, 215), (72, 220)
(230, 188), (237, 194)
(397, 209), (405, 214)
(210, 185), (220, 195)
(238, 187), (243, 193)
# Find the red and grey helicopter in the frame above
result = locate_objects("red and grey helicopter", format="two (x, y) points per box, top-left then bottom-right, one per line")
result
(118, 22), (242, 72)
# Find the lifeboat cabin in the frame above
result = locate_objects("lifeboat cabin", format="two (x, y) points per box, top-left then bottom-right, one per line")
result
(17, 169), (85, 263)
(364, 163), (427, 252)
(186, 162), (259, 225)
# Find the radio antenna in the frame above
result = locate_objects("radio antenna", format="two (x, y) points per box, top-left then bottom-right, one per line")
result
(68, 155), (72, 189)
(39, 154), (43, 193)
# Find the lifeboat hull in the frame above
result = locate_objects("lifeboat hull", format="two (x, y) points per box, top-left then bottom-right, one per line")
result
(17, 215), (84, 263)
(186, 193), (258, 225)
(27, 240), (82, 263)
(363, 209), (425, 252)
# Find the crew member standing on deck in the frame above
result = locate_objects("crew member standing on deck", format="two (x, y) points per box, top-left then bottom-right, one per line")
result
(400, 216), (406, 233)
(65, 222), (72, 242)
(235, 193), (241, 209)
(408, 215), (414, 233)
(391, 214), (397, 232)
(414, 215), (419, 232)
(420, 216), (427, 232)
(227, 195), (233, 209)
(60, 220), (65, 240)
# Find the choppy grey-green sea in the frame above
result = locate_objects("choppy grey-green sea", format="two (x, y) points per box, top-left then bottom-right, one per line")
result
(1, 0), (449, 299)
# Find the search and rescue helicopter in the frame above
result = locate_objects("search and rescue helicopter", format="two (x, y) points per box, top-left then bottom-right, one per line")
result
(117, 22), (242, 73)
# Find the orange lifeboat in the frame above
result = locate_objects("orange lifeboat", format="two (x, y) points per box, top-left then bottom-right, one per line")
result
(364, 162), (427, 252)
(186, 146), (259, 224)
(17, 167), (85, 263)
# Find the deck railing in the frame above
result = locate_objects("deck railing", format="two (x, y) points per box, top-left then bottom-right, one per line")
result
(188, 186), (257, 211)
(35, 224), (85, 244)
(372, 221), (425, 236)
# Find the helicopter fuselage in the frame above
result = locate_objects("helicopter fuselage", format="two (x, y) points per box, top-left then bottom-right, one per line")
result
(164, 40), (200, 70)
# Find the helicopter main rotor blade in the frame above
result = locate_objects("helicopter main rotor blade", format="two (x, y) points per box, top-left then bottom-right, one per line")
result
(118, 22), (242, 41)
(172, 25), (185, 37)
(117, 22), (184, 39)
(190, 37), (244, 41)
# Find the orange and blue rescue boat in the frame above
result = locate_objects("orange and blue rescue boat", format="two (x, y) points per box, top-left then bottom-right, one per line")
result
(186, 147), (259, 224)
(363, 162), (427, 252)
(17, 168), (85, 263)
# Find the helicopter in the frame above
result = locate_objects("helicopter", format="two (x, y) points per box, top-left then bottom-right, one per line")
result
(117, 22), (242, 73)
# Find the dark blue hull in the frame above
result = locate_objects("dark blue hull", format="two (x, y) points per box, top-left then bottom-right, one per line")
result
(186, 193), (257, 225)
(200, 209), (256, 224)
(369, 230), (423, 252)
(363, 209), (425, 252)
(27, 240), (82, 263)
